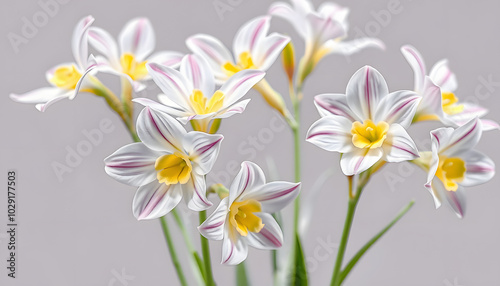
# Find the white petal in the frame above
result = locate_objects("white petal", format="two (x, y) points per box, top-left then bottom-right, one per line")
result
(374, 90), (421, 128)
(306, 115), (354, 153)
(221, 225), (248, 265)
(400, 45), (427, 92)
(432, 179), (466, 218)
(382, 124), (419, 162)
(268, 2), (307, 38)
(318, 2), (349, 29)
(35, 92), (73, 112)
(219, 69), (265, 107)
(183, 131), (224, 175)
(229, 161), (266, 204)
(72, 16), (94, 69)
(322, 37), (385, 57)
(68, 54), (100, 100)
(246, 213), (284, 249)
(346, 66), (388, 121)
(183, 173), (212, 211)
(198, 197), (229, 241)
(133, 181), (182, 220)
(146, 63), (193, 111)
(253, 33), (290, 71)
(147, 51), (183, 68)
(445, 102), (489, 126)
(180, 54), (215, 97)
(10, 87), (69, 104)
(340, 148), (383, 176)
(136, 107), (187, 153)
(479, 119), (500, 131)
(305, 13), (345, 45)
(313, 93), (359, 121)
(134, 97), (190, 118)
(213, 99), (251, 119)
(429, 59), (457, 92)
(104, 142), (161, 187)
(461, 150), (495, 186)
(415, 77), (445, 120)
(440, 118), (482, 157)
(239, 182), (301, 213)
(186, 34), (234, 84)
(233, 16), (270, 59)
(88, 27), (120, 68)
(119, 18), (155, 61)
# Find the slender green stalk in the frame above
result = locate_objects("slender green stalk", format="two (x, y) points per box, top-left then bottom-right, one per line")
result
(292, 96), (301, 232)
(160, 216), (188, 286)
(199, 210), (215, 286)
(236, 262), (250, 286)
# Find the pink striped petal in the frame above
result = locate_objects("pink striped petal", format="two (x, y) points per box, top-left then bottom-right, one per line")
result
(239, 181), (301, 213)
(233, 16), (270, 59)
(146, 62), (193, 111)
(429, 59), (457, 93)
(119, 18), (155, 61)
(184, 173), (212, 211)
(183, 131), (223, 175)
(415, 77), (444, 121)
(213, 99), (251, 119)
(254, 33), (290, 71)
(374, 90), (421, 128)
(180, 54), (215, 97)
(314, 93), (359, 121)
(147, 51), (183, 69)
(440, 117), (482, 157)
(134, 97), (189, 118)
(133, 181), (182, 220)
(461, 150), (495, 187)
(305, 13), (345, 45)
(136, 107), (186, 153)
(401, 45), (427, 92)
(72, 15), (95, 69)
(306, 115), (354, 153)
(221, 225), (248, 265)
(229, 161), (266, 205)
(382, 124), (419, 163)
(219, 69), (265, 108)
(432, 179), (466, 218)
(268, 2), (307, 38)
(340, 147), (383, 176)
(198, 197), (229, 241)
(480, 119), (500, 131)
(246, 213), (284, 249)
(88, 27), (120, 68)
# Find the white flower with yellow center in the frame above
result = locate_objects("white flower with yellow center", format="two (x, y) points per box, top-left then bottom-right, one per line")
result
(104, 107), (223, 220)
(198, 161), (300, 265)
(307, 66), (421, 176)
(401, 45), (499, 131)
(133, 54), (265, 130)
(88, 18), (183, 91)
(420, 118), (495, 218)
(10, 16), (99, 112)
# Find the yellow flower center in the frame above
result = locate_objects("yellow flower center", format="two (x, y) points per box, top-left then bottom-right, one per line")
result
(189, 89), (225, 115)
(351, 120), (389, 149)
(441, 92), (464, 115)
(222, 51), (257, 77)
(49, 65), (82, 89)
(155, 152), (192, 185)
(229, 199), (264, 237)
(120, 53), (148, 81)
(435, 155), (466, 192)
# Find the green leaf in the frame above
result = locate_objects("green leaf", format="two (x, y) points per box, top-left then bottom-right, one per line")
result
(288, 232), (308, 286)
(236, 261), (250, 286)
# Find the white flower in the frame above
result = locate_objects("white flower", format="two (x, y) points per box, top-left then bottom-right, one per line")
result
(307, 66), (421, 175)
(401, 45), (499, 130)
(88, 18), (183, 91)
(10, 16), (99, 112)
(104, 107), (223, 220)
(423, 118), (495, 218)
(198, 161), (300, 265)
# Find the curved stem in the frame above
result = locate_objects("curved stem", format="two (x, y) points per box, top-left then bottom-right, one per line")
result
(199, 210), (216, 286)
(160, 216), (188, 286)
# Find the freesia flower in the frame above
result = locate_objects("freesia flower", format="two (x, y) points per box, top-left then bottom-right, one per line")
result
(104, 106), (223, 220)
(401, 45), (499, 130)
(88, 18), (183, 91)
(186, 16), (293, 119)
(198, 161), (301, 265)
(133, 54), (265, 131)
(10, 16), (99, 112)
(269, 0), (385, 83)
(416, 118), (495, 218)
(306, 66), (421, 176)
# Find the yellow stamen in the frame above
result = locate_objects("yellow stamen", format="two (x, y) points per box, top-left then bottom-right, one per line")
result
(442, 92), (464, 115)
(49, 65), (82, 89)
(189, 89), (225, 115)
(435, 155), (466, 192)
(120, 53), (148, 81)
(351, 120), (389, 149)
(222, 51), (257, 76)
(155, 152), (192, 185)
(229, 199), (264, 237)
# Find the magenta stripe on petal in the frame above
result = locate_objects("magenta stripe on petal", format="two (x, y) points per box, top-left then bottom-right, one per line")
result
(198, 137), (223, 155)
(260, 184), (299, 201)
(150, 64), (185, 94)
(138, 186), (167, 220)
(146, 107), (175, 147)
(106, 162), (153, 169)
(307, 131), (339, 140)
(250, 19), (266, 52)
(466, 165), (494, 173)
(134, 19), (145, 51)
(260, 228), (282, 247)
(392, 144), (418, 157)
(188, 55), (201, 89)
(201, 221), (224, 230)
(223, 243), (235, 264)
(446, 120), (478, 150)
(365, 67), (371, 118)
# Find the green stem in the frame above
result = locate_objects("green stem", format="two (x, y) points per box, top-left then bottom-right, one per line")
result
(160, 216), (188, 286)
(199, 210), (215, 286)
(338, 200), (415, 284)
(292, 96), (301, 232)
(236, 262), (250, 286)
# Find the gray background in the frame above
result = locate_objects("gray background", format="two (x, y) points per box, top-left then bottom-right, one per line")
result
(1, 0), (500, 285)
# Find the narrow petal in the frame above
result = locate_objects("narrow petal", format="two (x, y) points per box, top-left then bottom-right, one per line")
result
(213, 99), (251, 119)
(147, 51), (184, 68)
(133, 181), (182, 220)
(306, 115), (354, 153)
(239, 182), (301, 213)
(268, 2), (306, 38)
(374, 90), (421, 128)
(221, 226), (248, 265)
(461, 150), (495, 186)
(233, 16), (270, 58)
(429, 59), (457, 92)
(382, 124), (419, 163)
(229, 161), (266, 205)
(253, 33), (290, 71)
(400, 45), (427, 92)
(136, 107), (187, 153)
(432, 180), (466, 218)
(146, 63), (193, 111)
(340, 148), (383, 176)
(10, 87), (69, 104)
(322, 37), (385, 56)
(313, 93), (359, 121)
(34, 92), (73, 112)
(183, 131), (224, 175)
(183, 173), (212, 211)
(346, 66), (388, 121)
(305, 13), (345, 45)
(198, 197), (229, 241)
(72, 15), (95, 69)
(104, 142), (161, 187)
(119, 18), (155, 61)
(180, 54), (215, 97)
(440, 118), (482, 157)
(480, 119), (500, 131)
(186, 34), (234, 83)
(134, 97), (190, 118)
(88, 27), (120, 68)
(446, 102), (489, 127)
(246, 213), (284, 249)
(318, 2), (350, 29)
(219, 69), (265, 108)
(415, 77), (445, 121)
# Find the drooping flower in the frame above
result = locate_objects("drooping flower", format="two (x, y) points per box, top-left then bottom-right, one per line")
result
(401, 45), (499, 130)
(269, 0), (385, 83)
(307, 66), (421, 176)
(198, 161), (300, 265)
(186, 16), (292, 119)
(88, 18), (183, 91)
(104, 107), (223, 220)
(133, 54), (265, 131)
(416, 118), (495, 218)
(10, 16), (99, 112)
